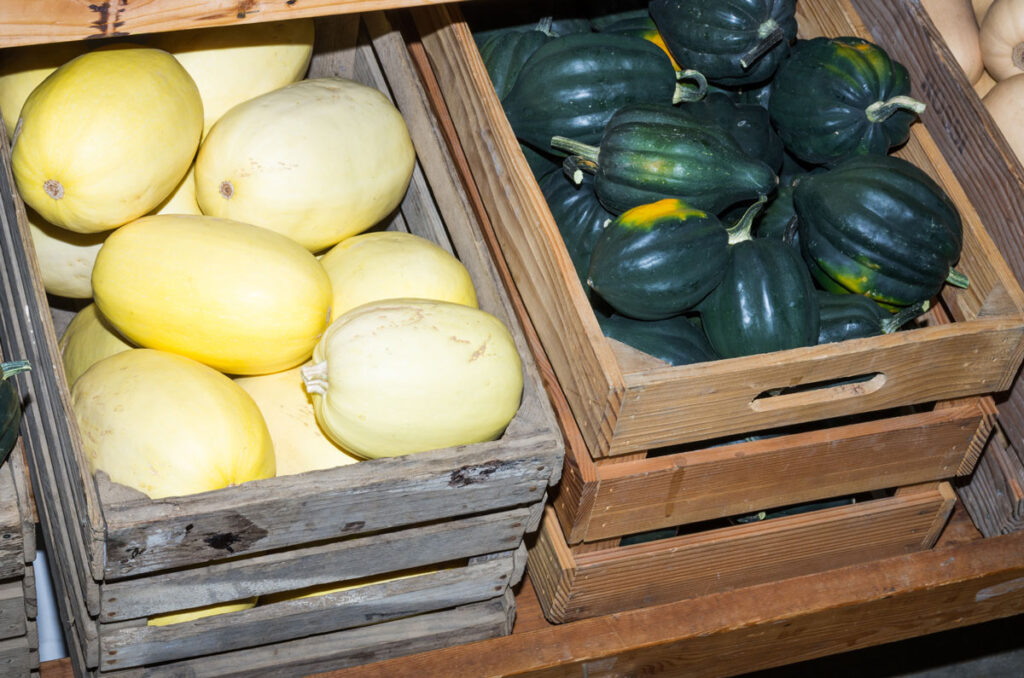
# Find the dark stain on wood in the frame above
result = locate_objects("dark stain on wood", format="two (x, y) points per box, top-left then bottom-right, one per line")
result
(236, 0), (261, 19)
(449, 460), (510, 487)
(201, 514), (269, 553)
(87, 1), (130, 39)
(204, 532), (242, 552)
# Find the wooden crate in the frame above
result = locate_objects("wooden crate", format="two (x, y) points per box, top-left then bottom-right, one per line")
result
(529, 482), (956, 623)
(0, 443), (39, 677)
(411, 1), (1024, 460)
(0, 11), (563, 676)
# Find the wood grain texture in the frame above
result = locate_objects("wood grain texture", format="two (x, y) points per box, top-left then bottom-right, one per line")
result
(577, 401), (985, 542)
(319, 529), (1024, 678)
(958, 430), (1024, 535)
(529, 484), (955, 623)
(0, 0), (461, 49)
(847, 0), (1024, 461)
(413, 1), (1024, 458)
(0, 579), (27, 641)
(99, 552), (515, 670)
(0, 462), (24, 581)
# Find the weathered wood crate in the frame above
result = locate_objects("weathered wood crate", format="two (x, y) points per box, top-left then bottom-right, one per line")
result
(411, 0), (1024, 461)
(0, 442), (39, 677)
(0, 11), (563, 676)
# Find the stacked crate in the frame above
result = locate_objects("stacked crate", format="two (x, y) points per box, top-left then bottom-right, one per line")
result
(0, 11), (563, 675)
(0, 442), (38, 677)
(410, 0), (1024, 622)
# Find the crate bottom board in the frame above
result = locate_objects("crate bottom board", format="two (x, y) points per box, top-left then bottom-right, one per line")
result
(529, 482), (956, 623)
(82, 591), (513, 678)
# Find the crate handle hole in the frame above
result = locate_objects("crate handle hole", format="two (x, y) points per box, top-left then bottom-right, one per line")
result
(750, 372), (886, 411)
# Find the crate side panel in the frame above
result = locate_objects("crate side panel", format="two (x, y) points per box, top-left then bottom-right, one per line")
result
(613, 321), (1023, 451)
(98, 550), (516, 670)
(100, 594), (512, 678)
(0, 579), (26, 640)
(0, 462), (24, 580)
(584, 403), (984, 540)
(548, 486), (952, 622)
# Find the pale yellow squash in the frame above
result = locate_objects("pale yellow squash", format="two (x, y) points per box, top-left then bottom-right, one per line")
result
(922, 0), (986, 84)
(234, 364), (360, 476)
(975, 0), (997, 24)
(12, 44), (203, 233)
(148, 598), (257, 627)
(982, 73), (1024, 163)
(72, 349), (275, 499)
(0, 41), (88, 140)
(981, 0), (1024, 79)
(152, 164), (202, 216)
(320, 231), (477, 320)
(58, 303), (134, 387)
(91, 214), (332, 375)
(302, 299), (523, 459)
(26, 206), (108, 298)
(195, 77), (416, 252)
(149, 19), (314, 138)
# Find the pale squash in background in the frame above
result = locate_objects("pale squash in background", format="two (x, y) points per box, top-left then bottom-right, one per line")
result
(152, 164), (202, 216)
(11, 44), (203, 233)
(72, 349), (275, 499)
(922, 0), (986, 84)
(149, 19), (315, 138)
(981, 0), (1024, 79)
(58, 303), (134, 388)
(982, 73), (1024, 163)
(195, 78), (416, 252)
(26, 207), (108, 299)
(0, 40), (87, 139)
(320, 231), (477, 320)
(234, 364), (360, 476)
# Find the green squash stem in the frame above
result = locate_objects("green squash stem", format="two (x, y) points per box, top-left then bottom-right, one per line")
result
(946, 267), (970, 289)
(881, 299), (930, 333)
(726, 195), (769, 245)
(560, 154), (598, 184)
(551, 136), (600, 185)
(1, 361), (31, 380)
(864, 95), (927, 123)
(673, 69), (708, 103)
(739, 21), (785, 69)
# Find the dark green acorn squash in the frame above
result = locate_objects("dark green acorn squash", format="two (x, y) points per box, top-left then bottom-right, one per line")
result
(1, 360), (31, 467)
(816, 291), (929, 344)
(538, 170), (615, 294)
(698, 217), (819, 358)
(588, 199), (730, 319)
(551, 103), (778, 215)
(769, 36), (926, 166)
(795, 153), (967, 308)
(679, 92), (783, 172)
(478, 29), (554, 100)
(754, 185), (797, 243)
(502, 32), (704, 151)
(597, 310), (719, 366)
(649, 0), (798, 86)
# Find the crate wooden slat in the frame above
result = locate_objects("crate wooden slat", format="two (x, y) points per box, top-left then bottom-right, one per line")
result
(0, 10), (562, 676)
(411, 1), (1024, 459)
(529, 482), (956, 623)
(0, 0), (463, 49)
(0, 443), (37, 677)
(958, 428), (1024, 536)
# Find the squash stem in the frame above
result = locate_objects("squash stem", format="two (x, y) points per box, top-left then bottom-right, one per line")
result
(550, 136), (599, 164)
(300, 361), (329, 396)
(561, 155), (598, 184)
(726, 195), (768, 245)
(946, 267), (970, 289)
(881, 299), (930, 334)
(673, 69), (708, 103)
(1, 361), (31, 380)
(739, 22), (784, 69)
(865, 95), (927, 122)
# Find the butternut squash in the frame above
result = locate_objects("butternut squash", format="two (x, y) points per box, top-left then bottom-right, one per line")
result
(981, 0), (1024, 79)
(302, 299), (523, 459)
(195, 78), (416, 252)
(72, 349), (275, 499)
(982, 72), (1024, 163)
(91, 214), (332, 375)
(922, 0), (986, 84)
(319, 231), (477, 321)
(12, 44), (203, 233)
